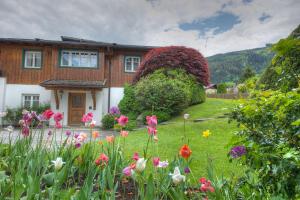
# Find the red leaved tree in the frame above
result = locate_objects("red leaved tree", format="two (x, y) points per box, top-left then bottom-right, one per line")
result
(133, 46), (210, 86)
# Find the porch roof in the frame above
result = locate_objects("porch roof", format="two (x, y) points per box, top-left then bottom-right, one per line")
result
(40, 79), (107, 90)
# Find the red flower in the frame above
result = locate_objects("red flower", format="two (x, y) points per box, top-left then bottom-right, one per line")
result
(53, 112), (63, 122)
(95, 153), (109, 166)
(179, 144), (192, 159)
(55, 121), (62, 129)
(199, 177), (215, 193)
(81, 112), (93, 123)
(117, 115), (129, 126)
(132, 152), (139, 161)
(42, 109), (54, 120)
(153, 157), (160, 167)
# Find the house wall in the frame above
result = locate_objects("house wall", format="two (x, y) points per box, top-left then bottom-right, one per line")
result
(4, 84), (51, 108)
(0, 77), (6, 125)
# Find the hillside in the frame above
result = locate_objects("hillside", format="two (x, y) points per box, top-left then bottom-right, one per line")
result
(207, 46), (274, 83)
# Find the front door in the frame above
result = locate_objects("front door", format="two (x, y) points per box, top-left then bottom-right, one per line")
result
(68, 93), (86, 125)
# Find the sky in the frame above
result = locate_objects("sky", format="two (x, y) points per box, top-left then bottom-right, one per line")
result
(0, 0), (299, 56)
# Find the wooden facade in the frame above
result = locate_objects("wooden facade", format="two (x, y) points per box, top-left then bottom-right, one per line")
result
(0, 42), (150, 87)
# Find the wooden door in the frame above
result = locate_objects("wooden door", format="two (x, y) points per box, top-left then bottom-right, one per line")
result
(68, 93), (86, 125)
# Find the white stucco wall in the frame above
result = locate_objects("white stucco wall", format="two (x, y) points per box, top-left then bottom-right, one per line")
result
(4, 84), (51, 109)
(0, 78), (6, 125)
(110, 87), (124, 109)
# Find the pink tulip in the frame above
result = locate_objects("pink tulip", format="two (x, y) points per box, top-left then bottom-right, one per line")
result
(132, 152), (139, 161)
(53, 112), (63, 122)
(120, 130), (129, 137)
(147, 126), (157, 135)
(42, 109), (54, 120)
(117, 115), (129, 127)
(153, 157), (160, 167)
(146, 115), (157, 127)
(122, 166), (132, 177)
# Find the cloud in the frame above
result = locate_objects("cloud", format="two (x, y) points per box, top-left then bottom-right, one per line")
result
(0, 0), (299, 56)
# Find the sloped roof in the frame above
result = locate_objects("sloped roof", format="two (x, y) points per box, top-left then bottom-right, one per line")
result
(40, 79), (107, 89)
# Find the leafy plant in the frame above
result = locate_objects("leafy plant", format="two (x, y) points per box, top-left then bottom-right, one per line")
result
(217, 83), (227, 94)
(229, 89), (300, 198)
(101, 114), (116, 130)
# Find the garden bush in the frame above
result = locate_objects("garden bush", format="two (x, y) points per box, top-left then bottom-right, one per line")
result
(118, 84), (141, 119)
(135, 69), (204, 115)
(229, 89), (300, 199)
(141, 110), (171, 124)
(101, 114), (116, 129)
(133, 46), (210, 86)
(217, 83), (227, 94)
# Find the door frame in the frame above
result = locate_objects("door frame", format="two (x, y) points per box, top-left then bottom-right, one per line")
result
(68, 92), (86, 126)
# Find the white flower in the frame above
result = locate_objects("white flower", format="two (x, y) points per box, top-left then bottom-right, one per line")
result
(0, 112), (7, 118)
(183, 114), (190, 120)
(158, 160), (169, 168)
(170, 167), (186, 184)
(135, 158), (147, 172)
(51, 157), (65, 170)
(5, 126), (14, 133)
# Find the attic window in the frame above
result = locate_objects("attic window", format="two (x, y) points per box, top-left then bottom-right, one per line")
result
(24, 50), (42, 68)
(124, 56), (141, 72)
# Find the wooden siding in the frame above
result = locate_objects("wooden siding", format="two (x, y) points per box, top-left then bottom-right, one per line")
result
(0, 43), (149, 87)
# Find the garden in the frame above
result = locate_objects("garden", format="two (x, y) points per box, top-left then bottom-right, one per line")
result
(0, 30), (299, 199)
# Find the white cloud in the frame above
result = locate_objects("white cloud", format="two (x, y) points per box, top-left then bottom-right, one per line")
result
(0, 0), (299, 56)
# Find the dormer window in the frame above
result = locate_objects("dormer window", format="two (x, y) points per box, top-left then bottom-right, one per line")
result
(24, 50), (42, 68)
(124, 56), (141, 72)
(60, 50), (98, 68)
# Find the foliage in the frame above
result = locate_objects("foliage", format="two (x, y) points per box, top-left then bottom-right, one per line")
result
(3, 103), (50, 126)
(207, 47), (274, 83)
(135, 69), (205, 115)
(239, 66), (255, 83)
(259, 36), (300, 91)
(190, 83), (206, 105)
(229, 89), (300, 198)
(101, 114), (116, 130)
(133, 46), (210, 86)
(238, 76), (259, 93)
(141, 110), (171, 124)
(118, 84), (141, 119)
(217, 83), (227, 94)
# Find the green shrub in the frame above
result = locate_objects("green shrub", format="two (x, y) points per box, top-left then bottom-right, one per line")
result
(141, 110), (171, 124)
(135, 69), (190, 115)
(217, 83), (227, 94)
(118, 84), (141, 117)
(114, 120), (137, 131)
(101, 114), (116, 130)
(190, 83), (206, 105)
(3, 103), (50, 126)
(229, 89), (300, 198)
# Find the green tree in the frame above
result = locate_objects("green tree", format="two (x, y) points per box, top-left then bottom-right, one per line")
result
(239, 66), (255, 83)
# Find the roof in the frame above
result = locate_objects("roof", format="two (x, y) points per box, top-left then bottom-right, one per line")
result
(40, 79), (107, 90)
(0, 36), (156, 50)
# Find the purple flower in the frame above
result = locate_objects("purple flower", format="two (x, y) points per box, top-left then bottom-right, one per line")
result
(184, 167), (191, 174)
(48, 130), (52, 136)
(65, 130), (72, 137)
(109, 106), (120, 115)
(74, 133), (79, 138)
(230, 146), (247, 158)
(75, 143), (81, 148)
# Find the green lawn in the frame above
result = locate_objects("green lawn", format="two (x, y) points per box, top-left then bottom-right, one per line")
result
(122, 98), (243, 178)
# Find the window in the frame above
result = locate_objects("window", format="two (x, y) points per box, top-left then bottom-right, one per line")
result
(22, 94), (40, 108)
(60, 50), (98, 68)
(24, 50), (42, 68)
(124, 56), (141, 72)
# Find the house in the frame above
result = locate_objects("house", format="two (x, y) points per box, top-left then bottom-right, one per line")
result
(0, 36), (154, 126)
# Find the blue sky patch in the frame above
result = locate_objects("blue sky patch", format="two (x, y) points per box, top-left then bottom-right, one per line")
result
(179, 11), (241, 36)
(259, 13), (271, 22)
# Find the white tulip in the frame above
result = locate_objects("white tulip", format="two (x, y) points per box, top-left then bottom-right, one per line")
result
(51, 157), (65, 171)
(135, 158), (147, 172)
(170, 167), (186, 184)
(183, 114), (190, 120)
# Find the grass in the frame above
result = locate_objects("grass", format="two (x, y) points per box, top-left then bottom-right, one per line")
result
(122, 98), (243, 178)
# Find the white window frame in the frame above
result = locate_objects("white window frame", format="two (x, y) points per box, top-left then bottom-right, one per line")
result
(60, 50), (98, 68)
(124, 56), (141, 72)
(22, 94), (40, 108)
(24, 50), (42, 68)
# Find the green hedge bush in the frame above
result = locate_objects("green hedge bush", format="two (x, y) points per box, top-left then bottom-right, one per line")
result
(217, 83), (227, 94)
(101, 114), (116, 130)
(118, 84), (141, 119)
(141, 110), (171, 124)
(229, 89), (300, 198)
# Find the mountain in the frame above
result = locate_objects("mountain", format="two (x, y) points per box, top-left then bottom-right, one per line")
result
(207, 46), (274, 83)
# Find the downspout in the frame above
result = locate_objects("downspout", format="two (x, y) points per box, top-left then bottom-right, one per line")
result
(107, 46), (113, 113)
